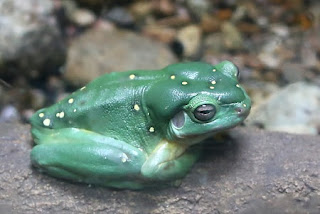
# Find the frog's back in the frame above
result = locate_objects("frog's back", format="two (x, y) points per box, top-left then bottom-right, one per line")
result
(30, 68), (167, 145)
(30, 62), (226, 146)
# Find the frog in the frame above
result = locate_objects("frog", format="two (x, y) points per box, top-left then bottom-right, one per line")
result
(30, 60), (251, 189)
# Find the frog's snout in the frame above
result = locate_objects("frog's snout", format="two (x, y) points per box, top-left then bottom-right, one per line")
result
(235, 105), (250, 118)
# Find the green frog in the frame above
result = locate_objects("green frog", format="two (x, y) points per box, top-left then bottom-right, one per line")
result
(30, 61), (251, 189)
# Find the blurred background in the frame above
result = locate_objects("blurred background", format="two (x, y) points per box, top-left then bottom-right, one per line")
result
(0, 0), (319, 135)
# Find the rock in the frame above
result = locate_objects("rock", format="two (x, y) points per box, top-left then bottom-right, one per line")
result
(257, 36), (283, 69)
(64, 29), (177, 86)
(143, 25), (177, 43)
(103, 7), (134, 27)
(300, 30), (320, 69)
(204, 33), (225, 54)
(29, 89), (46, 110)
(270, 24), (290, 38)
(221, 22), (244, 51)
(281, 63), (306, 83)
(244, 81), (280, 110)
(155, 7), (191, 27)
(1, 123), (320, 213)
(176, 25), (202, 57)
(246, 82), (320, 135)
(70, 8), (96, 27)
(185, 0), (212, 18)
(200, 14), (221, 33)
(130, 1), (153, 20)
(0, 0), (65, 78)
(0, 105), (20, 122)
(152, 0), (176, 16)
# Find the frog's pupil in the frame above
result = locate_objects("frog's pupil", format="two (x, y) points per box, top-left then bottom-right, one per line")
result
(194, 104), (216, 121)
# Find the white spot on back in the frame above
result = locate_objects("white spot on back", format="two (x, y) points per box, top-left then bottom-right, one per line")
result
(170, 75), (176, 80)
(182, 81), (188, 85)
(209, 86), (215, 89)
(43, 118), (51, 126)
(56, 113), (60, 117)
(243, 104), (247, 107)
(68, 98), (74, 104)
(59, 112), (65, 118)
(212, 68), (217, 72)
(121, 153), (128, 163)
(73, 109), (77, 112)
(149, 127), (155, 132)
(236, 84), (240, 88)
(134, 104), (140, 111)
(39, 113), (44, 118)
(211, 80), (216, 84)
(80, 86), (86, 91)
(129, 74), (135, 80)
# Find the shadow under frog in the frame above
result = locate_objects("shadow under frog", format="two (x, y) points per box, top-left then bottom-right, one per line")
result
(29, 61), (251, 189)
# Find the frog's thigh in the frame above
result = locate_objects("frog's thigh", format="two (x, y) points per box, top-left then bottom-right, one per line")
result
(31, 128), (146, 182)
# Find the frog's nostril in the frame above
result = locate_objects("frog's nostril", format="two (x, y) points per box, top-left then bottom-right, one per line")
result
(235, 107), (249, 117)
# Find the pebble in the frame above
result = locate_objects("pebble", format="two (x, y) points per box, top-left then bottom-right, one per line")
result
(64, 29), (177, 86)
(258, 36), (282, 69)
(70, 8), (96, 27)
(246, 82), (320, 135)
(29, 89), (46, 110)
(152, 0), (176, 16)
(130, 1), (153, 20)
(221, 22), (244, 51)
(176, 25), (202, 57)
(0, 105), (20, 123)
(204, 33), (225, 54)
(185, 0), (212, 18)
(200, 14), (221, 33)
(281, 63), (306, 83)
(103, 7), (134, 27)
(156, 7), (191, 27)
(143, 26), (176, 43)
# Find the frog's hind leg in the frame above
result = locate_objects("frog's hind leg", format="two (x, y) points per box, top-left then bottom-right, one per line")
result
(31, 128), (147, 189)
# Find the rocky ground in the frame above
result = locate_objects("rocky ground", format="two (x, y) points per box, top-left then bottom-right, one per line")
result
(1, 123), (320, 213)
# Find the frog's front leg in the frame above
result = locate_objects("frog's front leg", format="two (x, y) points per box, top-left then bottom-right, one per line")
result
(141, 140), (201, 181)
(31, 127), (146, 189)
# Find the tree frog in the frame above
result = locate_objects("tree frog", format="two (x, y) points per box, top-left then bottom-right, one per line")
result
(30, 61), (251, 189)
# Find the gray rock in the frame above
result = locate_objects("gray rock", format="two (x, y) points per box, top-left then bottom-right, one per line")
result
(0, 105), (19, 122)
(0, 0), (65, 77)
(1, 123), (320, 213)
(104, 7), (134, 27)
(281, 63), (306, 83)
(64, 29), (177, 86)
(247, 82), (320, 135)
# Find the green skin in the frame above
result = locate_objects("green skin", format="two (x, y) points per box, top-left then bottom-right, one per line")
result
(30, 61), (251, 189)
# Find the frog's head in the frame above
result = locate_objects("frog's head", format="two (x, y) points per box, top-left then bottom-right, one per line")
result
(145, 61), (251, 145)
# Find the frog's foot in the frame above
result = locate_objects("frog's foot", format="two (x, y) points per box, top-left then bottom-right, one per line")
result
(31, 128), (147, 189)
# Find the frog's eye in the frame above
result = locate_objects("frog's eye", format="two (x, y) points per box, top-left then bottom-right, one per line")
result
(194, 104), (216, 122)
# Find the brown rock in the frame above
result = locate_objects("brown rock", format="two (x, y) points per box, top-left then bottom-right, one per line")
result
(1, 123), (320, 213)
(64, 29), (177, 86)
